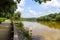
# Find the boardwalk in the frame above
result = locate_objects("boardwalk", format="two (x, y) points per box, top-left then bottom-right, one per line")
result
(0, 20), (13, 40)
(0, 20), (28, 40)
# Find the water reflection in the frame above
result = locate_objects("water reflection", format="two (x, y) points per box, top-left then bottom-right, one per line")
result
(39, 21), (60, 29)
(23, 21), (60, 40)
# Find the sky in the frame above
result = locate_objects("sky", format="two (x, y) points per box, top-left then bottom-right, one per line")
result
(16, 0), (60, 18)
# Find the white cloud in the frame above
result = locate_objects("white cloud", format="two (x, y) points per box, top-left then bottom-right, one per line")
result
(42, 0), (60, 7)
(19, 0), (25, 6)
(48, 9), (60, 13)
(38, 0), (60, 14)
(16, 0), (60, 18)
(29, 10), (37, 15)
(27, 9), (43, 18)
(15, 6), (24, 12)
(15, 0), (25, 12)
(21, 12), (37, 18)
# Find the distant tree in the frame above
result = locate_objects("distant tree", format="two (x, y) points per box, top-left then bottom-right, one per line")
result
(34, 0), (51, 4)
(56, 14), (60, 21)
(37, 12), (60, 21)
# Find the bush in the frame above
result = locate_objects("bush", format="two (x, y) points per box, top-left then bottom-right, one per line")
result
(15, 22), (32, 39)
(23, 31), (31, 40)
(19, 22), (24, 27)
(15, 22), (24, 31)
(0, 18), (7, 24)
(15, 22), (24, 27)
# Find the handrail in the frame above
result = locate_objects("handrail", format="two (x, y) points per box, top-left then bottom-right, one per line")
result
(8, 22), (14, 40)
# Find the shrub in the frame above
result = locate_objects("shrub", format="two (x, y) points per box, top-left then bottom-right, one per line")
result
(0, 18), (7, 24)
(15, 22), (32, 40)
(15, 22), (24, 31)
(15, 22), (24, 27)
(23, 31), (32, 40)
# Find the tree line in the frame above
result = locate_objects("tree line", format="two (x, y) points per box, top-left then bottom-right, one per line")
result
(21, 18), (36, 22)
(37, 12), (60, 21)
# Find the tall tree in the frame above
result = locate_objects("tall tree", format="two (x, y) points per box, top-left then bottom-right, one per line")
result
(0, 0), (21, 18)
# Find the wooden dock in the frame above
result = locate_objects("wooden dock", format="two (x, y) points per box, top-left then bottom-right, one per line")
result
(0, 21), (14, 40)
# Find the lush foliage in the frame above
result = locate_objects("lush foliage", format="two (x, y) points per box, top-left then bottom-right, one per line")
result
(15, 22), (31, 40)
(23, 31), (32, 40)
(0, 0), (20, 13)
(12, 12), (21, 20)
(0, 0), (21, 18)
(0, 17), (7, 23)
(37, 12), (60, 21)
(15, 22), (24, 28)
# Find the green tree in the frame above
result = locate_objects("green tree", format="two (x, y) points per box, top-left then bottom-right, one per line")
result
(56, 14), (60, 21)
(0, 0), (21, 18)
(36, 12), (60, 21)
(12, 12), (21, 20)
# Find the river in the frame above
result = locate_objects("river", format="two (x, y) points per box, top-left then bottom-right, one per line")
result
(22, 21), (60, 40)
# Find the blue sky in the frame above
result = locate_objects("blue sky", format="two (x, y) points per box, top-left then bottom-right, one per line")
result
(16, 0), (60, 18)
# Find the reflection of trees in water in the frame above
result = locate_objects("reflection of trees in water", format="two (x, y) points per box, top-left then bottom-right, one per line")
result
(39, 22), (60, 29)
(32, 35), (45, 40)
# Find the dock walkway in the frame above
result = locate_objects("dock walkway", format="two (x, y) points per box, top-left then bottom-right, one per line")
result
(0, 20), (13, 40)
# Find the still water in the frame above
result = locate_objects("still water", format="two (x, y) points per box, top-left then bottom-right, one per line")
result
(23, 21), (60, 40)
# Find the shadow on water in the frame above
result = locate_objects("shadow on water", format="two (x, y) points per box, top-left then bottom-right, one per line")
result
(32, 35), (45, 40)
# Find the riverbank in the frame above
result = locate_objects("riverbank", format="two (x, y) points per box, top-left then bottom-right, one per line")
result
(14, 26), (28, 40)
